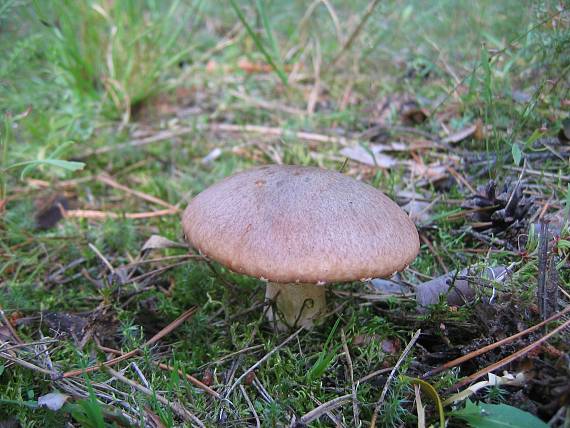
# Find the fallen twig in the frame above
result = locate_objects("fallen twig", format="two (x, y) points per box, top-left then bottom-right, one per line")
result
(204, 344), (265, 368)
(62, 207), (179, 220)
(370, 329), (421, 428)
(307, 393), (347, 427)
(82, 124), (362, 159)
(62, 307), (197, 378)
(88, 243), (116, 273)
(0, 307), (24, 344)
(240, 385), (261, 428)
(252, 375), (274, 404)
(97, 173), (179, 211)
(506, 166), (570, 182)
(414, 384), (426, 428)
(121, 254), (197, 269)
(154, 362), (221, 399)
(106, 366), (205, 427)
(423, 305), (570, 379)
(295, 394), (352, 426)
(448, 317), (570, 392)
(464, 228), (517, 252)
(96, 337), (221, 401)
(331, 0), (381, 65)
(122, 260), (190, 286)
(341, 328), (360, 427)
(81, 128), (197, 158)
(208, 123), (359, 146)
(0, 351), (60, 377)
(356, 366), (394, 384)
(225, 327), (303, 398)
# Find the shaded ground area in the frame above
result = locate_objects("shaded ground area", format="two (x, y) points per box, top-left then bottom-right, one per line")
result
(1, 1), (569, 427)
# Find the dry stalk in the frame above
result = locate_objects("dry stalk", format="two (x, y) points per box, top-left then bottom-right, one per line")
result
(97, 173), (179, 211)
(449, 317), (570, 392)
(423, 305), (570, 378)
(106, 367), (205, 427)
(154, 362), (220, 399)
(225, 327), (304, 398)
(341, 328), (360, 427)
(331, 0), (382, 65)
(370, 329), (421, 428)
(239, 384), (261, 428)
(63, 306), (197, 378)
(295, 394), (352, 425)
(62, 207), (179, 220)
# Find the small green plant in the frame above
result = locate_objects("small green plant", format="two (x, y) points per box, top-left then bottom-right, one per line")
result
(67, 388), (129, 428)
(307, 317), (341, 381)
(486, 384), (508, 404)
(0, 114), (84, 204)
(377, 386), (410, 427)
(68, 395), (106, 428)
(451, 399), (548, 428)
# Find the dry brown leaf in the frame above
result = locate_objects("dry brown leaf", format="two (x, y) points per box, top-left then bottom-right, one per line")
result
(401, 199), (432, 223)
(35, 194), (71, 230)
(442, 124), (478, 144)
(38, 392), (70, 411)
(400, 100), (428, 125)
(237, 58), (293, 74)
(367, 94), (426, 127)
(141, 235), (187, 252)
(370, 278), (412, 295)
(381, 338), (401, 354)
(409, 161), (448, 182)
(352, 334), (380, 347)
(415, 265), (508, 308)
(340, 145), (399, 168)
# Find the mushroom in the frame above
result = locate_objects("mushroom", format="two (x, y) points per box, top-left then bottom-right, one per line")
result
(182, 165), (419, 330)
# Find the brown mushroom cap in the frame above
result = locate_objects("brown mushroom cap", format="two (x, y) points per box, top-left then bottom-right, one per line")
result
(182, 165), (419, 284)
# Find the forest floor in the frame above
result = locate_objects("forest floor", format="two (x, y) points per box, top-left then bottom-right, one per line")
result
(1, 1), (569, 427)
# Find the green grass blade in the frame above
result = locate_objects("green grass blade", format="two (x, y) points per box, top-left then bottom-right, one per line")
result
(228, 0), (288, 86)
(256, 0), (281, 61)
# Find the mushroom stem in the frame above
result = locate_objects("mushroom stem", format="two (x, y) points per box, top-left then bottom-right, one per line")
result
(265, 282), (327, 331)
